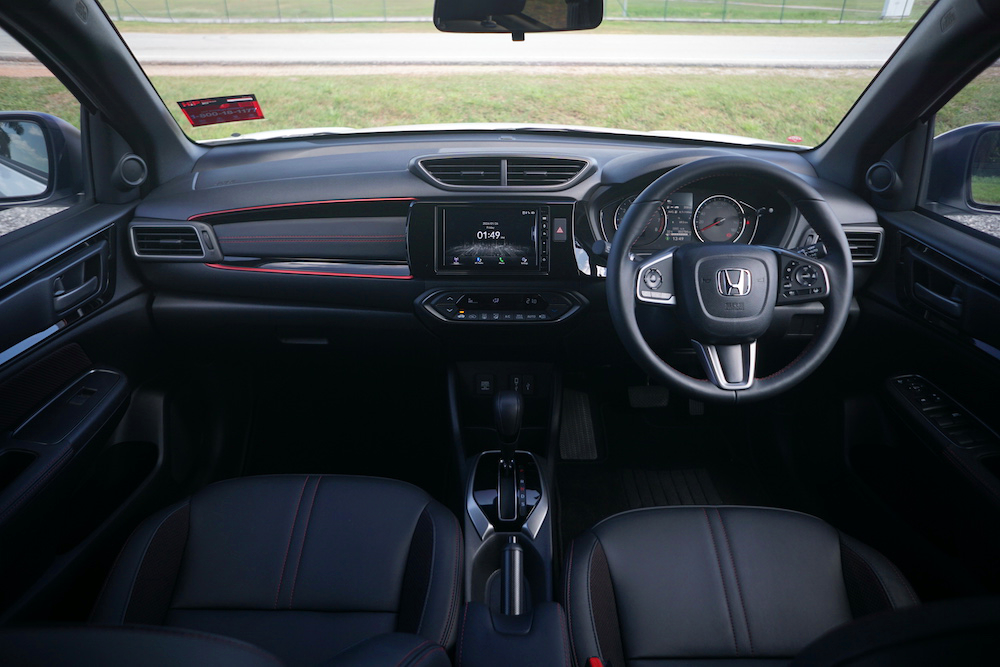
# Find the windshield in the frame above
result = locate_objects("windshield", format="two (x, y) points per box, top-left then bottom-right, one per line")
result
(96, 1), (933, 147)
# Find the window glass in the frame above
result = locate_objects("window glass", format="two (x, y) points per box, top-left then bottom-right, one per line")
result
(0, 26), (83, 239)
(925, 61), (1000, 240)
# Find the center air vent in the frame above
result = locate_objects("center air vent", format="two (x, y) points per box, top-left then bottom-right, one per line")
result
(421, 158), (502, 187)
(506, 158), (588, 186)
(131, 224), (206, 259)
(415, 156), (590, 190)
(845, 229), (884, 264)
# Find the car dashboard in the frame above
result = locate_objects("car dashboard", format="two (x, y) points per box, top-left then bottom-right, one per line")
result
(126, 131), (882, 346)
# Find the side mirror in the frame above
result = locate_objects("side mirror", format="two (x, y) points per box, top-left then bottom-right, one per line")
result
(433, 0), (603, 38)
(970, 129), (1000, 209)
(0, 112), (82, 210)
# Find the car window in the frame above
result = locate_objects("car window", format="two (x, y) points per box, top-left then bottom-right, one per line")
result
(97, 2), (931, 148)
(0, 25), (83, 239)
(923, 60), (1000, 240)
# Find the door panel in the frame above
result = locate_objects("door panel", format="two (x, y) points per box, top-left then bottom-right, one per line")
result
(845, 208), (1000, 595)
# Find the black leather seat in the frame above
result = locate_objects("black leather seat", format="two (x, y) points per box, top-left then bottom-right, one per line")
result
(92, 475), (462, 666)
(564, 506), (917, 667)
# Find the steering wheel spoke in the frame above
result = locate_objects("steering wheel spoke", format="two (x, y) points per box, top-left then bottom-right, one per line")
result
(692, 340), (758, 391)
(635, 248), (677, 306)
(772, 248), (832, 305)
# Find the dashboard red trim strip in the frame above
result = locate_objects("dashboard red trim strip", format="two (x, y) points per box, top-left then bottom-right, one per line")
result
(205, 263), (414, 280)
(188, 197), (417, 220)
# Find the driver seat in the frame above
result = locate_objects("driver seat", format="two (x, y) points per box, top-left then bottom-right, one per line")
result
(564, 506), (917, 667)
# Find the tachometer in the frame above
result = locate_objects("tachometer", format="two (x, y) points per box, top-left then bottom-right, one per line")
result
(693, 195), (748, 243)
(614, 196), (666, 247)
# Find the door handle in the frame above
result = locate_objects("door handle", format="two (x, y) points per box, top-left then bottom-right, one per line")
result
(48, 240), (108, 317)
(914, 282), (963, 319)
(53, 276), (99, 313)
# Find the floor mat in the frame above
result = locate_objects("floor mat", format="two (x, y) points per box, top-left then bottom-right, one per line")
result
(559, 389), (598, 460)
(556, 390), (782, 546)
(620, 467), (723, 508)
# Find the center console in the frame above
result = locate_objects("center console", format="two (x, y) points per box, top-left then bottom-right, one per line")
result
(412, 198), (578, 664)
(449, 364), (571, 666)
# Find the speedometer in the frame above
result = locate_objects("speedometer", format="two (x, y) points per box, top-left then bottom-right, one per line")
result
(693, 195), (748, 243)
(614, 196), (666, 247)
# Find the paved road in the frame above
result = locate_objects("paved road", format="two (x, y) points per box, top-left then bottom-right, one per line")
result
(1, 32), (902, 67)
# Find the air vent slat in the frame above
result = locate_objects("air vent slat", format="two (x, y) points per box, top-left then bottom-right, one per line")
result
(845, 230), (883, 263)
(133, 225), (205, 258)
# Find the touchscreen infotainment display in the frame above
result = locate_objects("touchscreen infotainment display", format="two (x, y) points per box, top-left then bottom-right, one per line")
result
(438, 206), (541, 272)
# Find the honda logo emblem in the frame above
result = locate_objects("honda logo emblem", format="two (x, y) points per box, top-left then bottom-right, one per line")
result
(717, 268), (752, 297)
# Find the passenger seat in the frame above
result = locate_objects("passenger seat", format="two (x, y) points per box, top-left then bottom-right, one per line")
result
(91, 474), (462, 666)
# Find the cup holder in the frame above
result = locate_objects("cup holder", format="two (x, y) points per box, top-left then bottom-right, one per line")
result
(471, 533), (547, 612)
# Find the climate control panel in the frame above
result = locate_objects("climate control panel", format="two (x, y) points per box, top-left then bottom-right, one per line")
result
(421, 291), (582, 323)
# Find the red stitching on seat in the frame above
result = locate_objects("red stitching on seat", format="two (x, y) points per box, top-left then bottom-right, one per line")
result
(441, 513), (462, 646)
(274, 476), (309, 609)
(703, 508), (739, 655)
(287, 477), (320, 608)
(410, 645), (446, 667)
(558, 603), (573, 667)
(457, 604), (469, 666)
(565, 540), (579, 664)
(716, 508), (754, 655)
(395, 640), (433, 667)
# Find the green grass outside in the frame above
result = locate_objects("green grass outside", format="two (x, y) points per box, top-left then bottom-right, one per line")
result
(1, 70), (875, 145)
(153, 71), (875, 145)
(971, 175), (1000, 206)
(934, 69), (1000, 135)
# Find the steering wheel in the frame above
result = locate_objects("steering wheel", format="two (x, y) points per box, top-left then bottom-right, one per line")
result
(607, 155), (854, 404)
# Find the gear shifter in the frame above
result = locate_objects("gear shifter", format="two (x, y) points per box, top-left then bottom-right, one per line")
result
(495, 390), (522, 522)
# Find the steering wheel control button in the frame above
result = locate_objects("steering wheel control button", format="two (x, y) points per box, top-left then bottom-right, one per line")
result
(794, 265), (819, 287)
(777, 254), (829, 304)
(635, 250), (678, 305)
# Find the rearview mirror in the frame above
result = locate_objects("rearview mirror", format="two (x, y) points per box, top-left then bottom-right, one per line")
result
(433, 0), (603, 38)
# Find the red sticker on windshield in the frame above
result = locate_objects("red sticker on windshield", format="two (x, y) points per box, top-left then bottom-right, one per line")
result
(178, 95), (264, 127)
(787, 135), (804, 143)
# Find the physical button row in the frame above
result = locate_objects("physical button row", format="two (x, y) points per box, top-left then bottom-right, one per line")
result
(456, 312), (553, 321)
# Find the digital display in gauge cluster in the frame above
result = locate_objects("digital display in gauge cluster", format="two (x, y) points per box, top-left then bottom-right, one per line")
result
(663, 192), (693, 243)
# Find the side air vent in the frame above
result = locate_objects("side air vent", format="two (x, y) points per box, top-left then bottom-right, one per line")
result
(131, 224), (206, 259)
(414, 156), (591, 190)
(845, 228), (884, 264)
(421, 157), (502, 187)
(506, 158), (588, 186)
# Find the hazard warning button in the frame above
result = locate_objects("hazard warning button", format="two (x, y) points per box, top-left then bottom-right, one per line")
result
(553, 218), (568, 242)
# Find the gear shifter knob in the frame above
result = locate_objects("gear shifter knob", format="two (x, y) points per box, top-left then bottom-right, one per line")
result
(494, 389), (523, 444)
